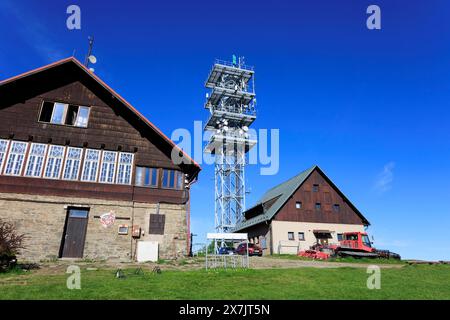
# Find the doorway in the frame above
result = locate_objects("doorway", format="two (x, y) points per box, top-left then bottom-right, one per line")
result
(60, 208), (89, 258)
(313, 231), (332, 246)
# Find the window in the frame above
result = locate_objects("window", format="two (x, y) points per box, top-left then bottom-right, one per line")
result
(362, 234), (372, 247)
(312, 184), (319, 192)
(295, 201), (302, 209)
(315, 202), (321, 210)
(116, 153), (134, 185)
(162, 169), (183, 189)
(337, 233), (343, 241)
(25, 143), (47, 177)
(288, 232), (295, 241)
(63, 147), (83, 180)
(51, 103), (66, 124)
(99, 151), (117, 183)
(81, 149), (100, 182)
(44, 145), (65, 179)
(0, 139), (10, 173)
(39, 101), (90, 128)
(4, 141), (28, 176)
(68, 208), (89, 218)
(135, 167), (159, 187)
(333, 204), (340, 212)
(149, 214), (165, 235)
(298, 232), (305, 241)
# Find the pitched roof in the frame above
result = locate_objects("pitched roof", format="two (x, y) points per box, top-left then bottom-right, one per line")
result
(0, 57), (201, 180)
(233, 165), (370, 231)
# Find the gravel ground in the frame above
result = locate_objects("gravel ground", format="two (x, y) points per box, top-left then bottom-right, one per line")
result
(13, 256), (404, 276)
(248, 256), (404, 269)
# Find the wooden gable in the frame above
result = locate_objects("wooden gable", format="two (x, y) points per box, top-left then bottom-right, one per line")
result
(274, 169), (366, 225)
(0, 58), (199, 177)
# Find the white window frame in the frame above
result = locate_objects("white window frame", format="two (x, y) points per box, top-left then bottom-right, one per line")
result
(62, 147), (83, 181)
(81, 149), (101, 182)
(40, 101), (91, 128)
(24, 143), (48, 178)
(116, 152), (134, 185)
(4, 141), (28, 176)
(99, 151), (118, 184)
(0, 139), (11, 174)
(50, 102), (68, 125)
(74, 106), (90, 128)
(44, 145), (66, 179)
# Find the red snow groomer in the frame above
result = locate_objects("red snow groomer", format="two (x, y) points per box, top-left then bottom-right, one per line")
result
(298, 232), (401, 260)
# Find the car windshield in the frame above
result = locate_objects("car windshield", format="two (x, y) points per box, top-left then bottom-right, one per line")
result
(362, 235), (371, 247)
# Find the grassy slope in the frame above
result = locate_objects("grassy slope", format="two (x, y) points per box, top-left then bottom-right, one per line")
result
(1, 264), (449, 300)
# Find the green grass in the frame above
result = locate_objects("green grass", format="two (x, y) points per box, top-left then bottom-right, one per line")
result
(1, 264), (449, 300)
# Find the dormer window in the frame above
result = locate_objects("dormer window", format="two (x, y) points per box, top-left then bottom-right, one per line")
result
(39, 101), (90, 128)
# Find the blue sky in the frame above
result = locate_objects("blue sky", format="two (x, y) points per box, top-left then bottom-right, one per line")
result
(1, 0), (449, 260)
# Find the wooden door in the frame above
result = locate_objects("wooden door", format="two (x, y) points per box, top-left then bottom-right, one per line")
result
(61, 208), (89, 258)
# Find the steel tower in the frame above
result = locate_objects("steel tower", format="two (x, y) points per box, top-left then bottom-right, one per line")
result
(204, 56), (257, 233)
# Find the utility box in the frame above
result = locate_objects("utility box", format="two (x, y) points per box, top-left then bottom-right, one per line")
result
(136, 241), (158, 262)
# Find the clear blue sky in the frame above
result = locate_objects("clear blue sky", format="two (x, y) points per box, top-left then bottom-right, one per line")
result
(1, 0), (449, 260)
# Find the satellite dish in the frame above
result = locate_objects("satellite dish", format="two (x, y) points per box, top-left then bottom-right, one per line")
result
(88, 55), (97, 64)
(89, 67), (95, 73)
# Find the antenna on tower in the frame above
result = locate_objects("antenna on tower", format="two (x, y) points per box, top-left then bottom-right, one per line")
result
(84, 36), (97, 72)
(204, 56), (257, 234)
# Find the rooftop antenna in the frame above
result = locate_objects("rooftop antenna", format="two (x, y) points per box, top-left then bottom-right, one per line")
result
(84, 36), (97, 72)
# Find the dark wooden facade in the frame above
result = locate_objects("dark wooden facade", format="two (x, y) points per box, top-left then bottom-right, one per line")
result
(274, 170), (364, 225)
(0, 58), (200, 203)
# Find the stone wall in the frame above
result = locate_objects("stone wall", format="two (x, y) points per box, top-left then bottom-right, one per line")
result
(0, 193), (187, 262)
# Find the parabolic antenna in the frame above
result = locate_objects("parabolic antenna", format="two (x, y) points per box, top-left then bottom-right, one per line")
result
(88, 55), (97, 64)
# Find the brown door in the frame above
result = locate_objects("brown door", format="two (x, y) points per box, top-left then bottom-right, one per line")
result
(61, 208), (89, 258)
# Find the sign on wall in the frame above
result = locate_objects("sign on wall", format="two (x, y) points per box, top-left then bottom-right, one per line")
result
(100, 211), (116, 228)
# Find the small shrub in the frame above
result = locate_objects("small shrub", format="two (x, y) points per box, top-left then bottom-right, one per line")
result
(0, 219), (25, 272)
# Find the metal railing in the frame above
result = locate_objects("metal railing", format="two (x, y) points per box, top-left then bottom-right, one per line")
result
(214, 59), (254, 71)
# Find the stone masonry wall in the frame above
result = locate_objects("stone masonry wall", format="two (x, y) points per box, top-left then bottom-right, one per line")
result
(0, 193), (187, 262)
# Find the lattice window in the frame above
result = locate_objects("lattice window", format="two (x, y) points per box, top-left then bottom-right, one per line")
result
(116, 153), (134, 185)
(0, 139), (10, 174)
(81, 149), (100, 182)
(63, 147), (83, 180)
(44, 145), (65, 179)
(25, 143), (47, 177)
(4, 141), (28, 176)
(99, 151), (117, 183)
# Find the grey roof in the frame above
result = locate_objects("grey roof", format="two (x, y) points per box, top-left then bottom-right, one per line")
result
(233, 165), (370, 231)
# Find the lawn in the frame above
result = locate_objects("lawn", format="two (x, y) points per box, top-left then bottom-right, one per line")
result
(1, 264), (449, 300)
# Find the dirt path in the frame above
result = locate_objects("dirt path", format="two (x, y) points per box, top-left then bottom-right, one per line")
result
(249, 256), (404, 269)
(8, 256), (404, 278)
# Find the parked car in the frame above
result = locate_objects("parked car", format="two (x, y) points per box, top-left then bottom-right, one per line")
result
(218, 246), (235, 255)
(235, 243), (263, 256)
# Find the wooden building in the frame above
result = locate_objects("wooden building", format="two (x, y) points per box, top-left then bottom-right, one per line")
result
(233, 165), (370, 255)
(0, 57), (201, 261)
